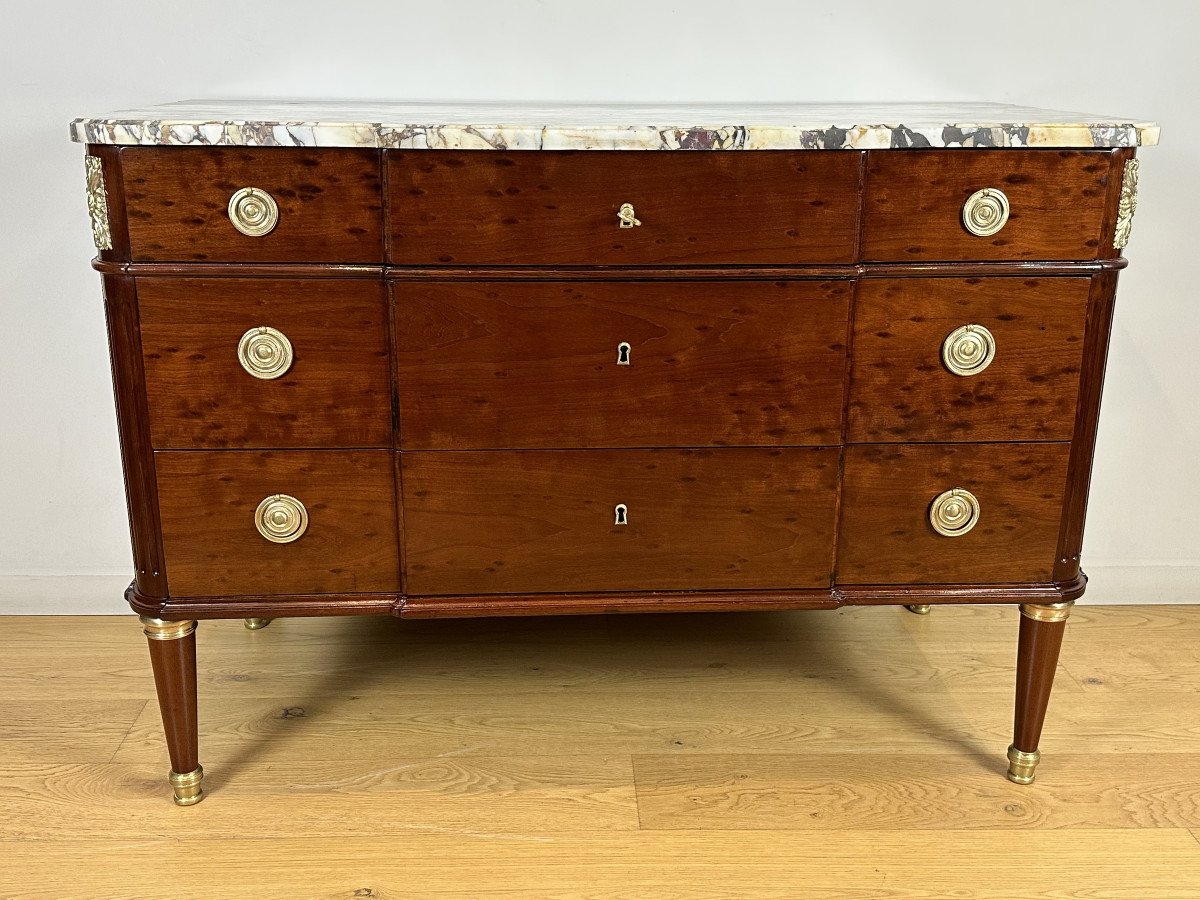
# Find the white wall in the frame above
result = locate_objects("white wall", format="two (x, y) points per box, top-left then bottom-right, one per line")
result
(0, 0), (1196, 613)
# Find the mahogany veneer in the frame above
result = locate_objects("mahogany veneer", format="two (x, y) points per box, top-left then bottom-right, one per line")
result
(139, 278), (391, 448)
(122, 147), (383, 262)
(395, 279), (850, 449)
(837, 442), (1072, 584)
(862, 150), (1120, 261)
(156, 450), (399, 596)
(387, 151), (860, 265)
(403, 447), (839, 594)
(848, 277), (1089, 442)
(75, 119), (1151, 803)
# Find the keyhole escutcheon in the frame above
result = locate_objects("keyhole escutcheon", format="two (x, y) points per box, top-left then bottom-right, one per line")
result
(614, 503), (628, 526)
(616, 342), (631, 366)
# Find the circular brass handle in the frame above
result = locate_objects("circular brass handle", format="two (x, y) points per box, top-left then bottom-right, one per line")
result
(929, 488), (980, 538)
(228, 187), (279, 237)
(962, 188), (1010, 237)
(942, 324), (996, 376)
(254, 494), (308, 543)
(237, 326), (293, 380)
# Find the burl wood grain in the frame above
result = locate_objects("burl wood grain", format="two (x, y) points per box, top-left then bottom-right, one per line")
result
(861, 150), (1117, 261)
(836, 443), (1070, 584)
(156, 450), (399, 596)
(138, 279), (391, 449)
(387, 151), (860, 265)
(402, 448), (839, 595)
(848, 277), (1089, 442)
(121, 148), (383, 262)
(396, 280), (851, 449)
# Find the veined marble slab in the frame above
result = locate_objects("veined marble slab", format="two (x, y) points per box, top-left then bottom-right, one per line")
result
(70, 101), (1160, 150)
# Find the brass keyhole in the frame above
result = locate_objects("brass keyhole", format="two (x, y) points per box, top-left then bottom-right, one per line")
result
(614, 503), (628, 526)
(617, 342), (631, 365)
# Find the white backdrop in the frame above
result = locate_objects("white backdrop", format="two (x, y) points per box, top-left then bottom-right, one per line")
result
(1, 0), (1196, 613)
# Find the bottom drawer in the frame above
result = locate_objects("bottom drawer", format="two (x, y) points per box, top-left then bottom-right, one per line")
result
(402, 448), (839, 595)
(836, 443), (1070, 584)
(156, 450), (400, 596)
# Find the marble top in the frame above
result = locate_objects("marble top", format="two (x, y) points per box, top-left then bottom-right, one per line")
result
(70, 101), (1159, 150)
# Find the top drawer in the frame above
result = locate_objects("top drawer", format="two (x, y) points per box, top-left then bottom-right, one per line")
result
(387, 151), (860, 265)
(862, 150), (1119, 261)
(121, 148), (383, 262)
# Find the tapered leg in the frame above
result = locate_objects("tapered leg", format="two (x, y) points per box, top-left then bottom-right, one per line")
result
(1008, 601), (1073, 784)
(140, 617), (203, 805)
(244, 617), (272, 630)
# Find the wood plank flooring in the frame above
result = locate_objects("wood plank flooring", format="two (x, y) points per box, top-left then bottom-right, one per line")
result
(2, 605), (1199, 898)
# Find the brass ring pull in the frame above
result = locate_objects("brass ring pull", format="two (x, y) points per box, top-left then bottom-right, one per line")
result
(237, 326), (293, 380)
(617, 203), (641, 228)
(254, 494), (308, 543)
(962, 188), (1010, 237)
(929, 488), (980, 537)
(941, 324), (996, 376)
(228, 187), (279, 237)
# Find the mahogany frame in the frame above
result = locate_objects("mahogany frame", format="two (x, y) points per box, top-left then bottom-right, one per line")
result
(83, 143), (1137, 799)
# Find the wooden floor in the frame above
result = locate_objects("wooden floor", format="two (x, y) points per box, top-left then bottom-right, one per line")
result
(2, 605), (1200, 898)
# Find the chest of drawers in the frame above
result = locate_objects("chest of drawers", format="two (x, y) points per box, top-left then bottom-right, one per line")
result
(72, 101), (1158, 805)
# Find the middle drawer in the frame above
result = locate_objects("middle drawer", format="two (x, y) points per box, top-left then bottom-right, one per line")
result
(396, 280), (851, 449)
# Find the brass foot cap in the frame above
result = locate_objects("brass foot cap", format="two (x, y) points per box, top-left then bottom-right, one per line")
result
(169, 765), (204, 806)
(1006, 745), (1040, 784)
(905, 604), (932, 615)
(244, 617), (272, 630)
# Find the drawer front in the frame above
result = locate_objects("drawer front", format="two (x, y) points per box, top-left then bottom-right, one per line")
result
(396, 280), (850, 449)
(848, 277), (1089, 442)
(156, 451), (399, 596)
(140, 279), (391, 449)
(387, 151), (860, 265)
(837, 443), (1070, 584)
(122, 148), (383, 262)
(862, 150), (1116, 261)
(403, 448), (838, 595)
